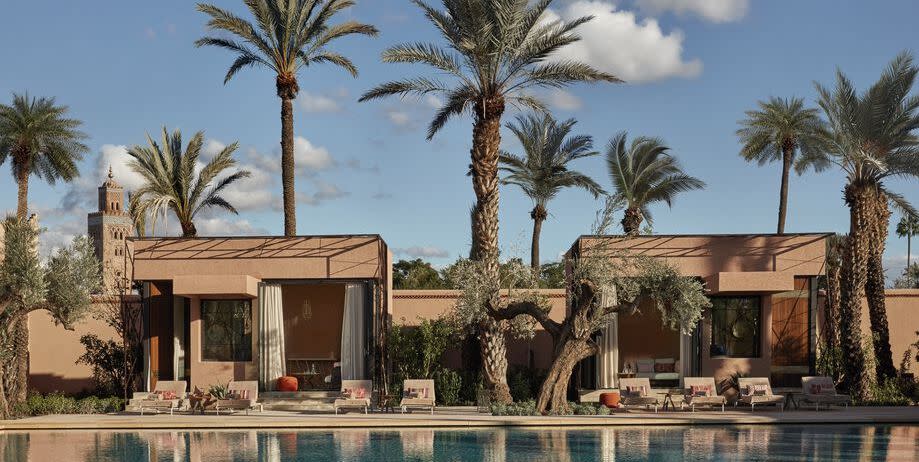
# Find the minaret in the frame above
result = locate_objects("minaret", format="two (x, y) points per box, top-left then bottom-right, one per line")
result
(87, 167), (134, 292)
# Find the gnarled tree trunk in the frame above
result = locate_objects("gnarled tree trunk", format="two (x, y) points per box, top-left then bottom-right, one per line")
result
(838, 184), (872, 401)
(536, 336), (596, 414)
(469, 96), (511, 403)
(866, 192), (896, 381)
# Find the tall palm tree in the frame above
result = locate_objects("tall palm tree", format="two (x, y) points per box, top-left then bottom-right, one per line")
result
(0, 92), (88, 404)
(605, 132), (705, 236)
(896, 214), (918, 286)
(0, 93), (88, 220)
(127, 128), (251, 237)
(736, 97), (830, 234)
(815, 52), (919, 398)
(359, 0), (619, 402)
(500, 113), (603, 271)
(195, 0), (378, 236)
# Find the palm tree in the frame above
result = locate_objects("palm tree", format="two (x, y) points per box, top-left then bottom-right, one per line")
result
(815, 52), (919, 398)
(127, 128), (251, 237)
(0, 93), (88, 220)
(896, 214), (918, 286)
(500, 113), (603, 271)
(195, 0), (378, 236)
(736, 97), (830, 234)
(359, 0), (619, 402)
(0, 92), (88, 405)
(605, 132), (705, 236)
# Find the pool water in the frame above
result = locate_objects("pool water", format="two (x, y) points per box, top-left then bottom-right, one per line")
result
(1, 425), (917, 461)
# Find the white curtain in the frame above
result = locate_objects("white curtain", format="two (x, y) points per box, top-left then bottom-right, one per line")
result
(596, 285), (619, 389)
(341, 283), (367, 380)
(258, 284), (286, 391)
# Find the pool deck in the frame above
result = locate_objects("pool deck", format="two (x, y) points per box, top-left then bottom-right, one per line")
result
(2, 406), (918, 431)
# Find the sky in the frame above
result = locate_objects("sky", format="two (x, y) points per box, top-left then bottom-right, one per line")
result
(0, 0), (917, 282)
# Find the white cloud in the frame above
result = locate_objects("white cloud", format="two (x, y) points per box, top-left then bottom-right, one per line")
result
(294, 136), (335, 172)
(202, 139), (227, 161)
(297, 180), (350, 206)
(395, 246), (450, 259)
(545, 1), (702, 83)
(195, 217), (267, 236)
(635, 0), (749, 23)
(544, 89), (583, 111)
(297, 91), (343, 113)
(386, 110), (412, 127)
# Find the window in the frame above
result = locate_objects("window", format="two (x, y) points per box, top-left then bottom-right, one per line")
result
(710, 296), (761, 358)
(201, 300), (252, 361)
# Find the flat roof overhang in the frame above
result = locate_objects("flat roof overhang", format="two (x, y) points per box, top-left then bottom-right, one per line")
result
(705, 271), (795, 294)
(172, 275), (260, 298)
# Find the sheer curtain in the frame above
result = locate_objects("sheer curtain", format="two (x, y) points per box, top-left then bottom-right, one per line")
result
(258, 284), (286, 391)
(340, 283), (367, 380)
(596, 285), (619, 389)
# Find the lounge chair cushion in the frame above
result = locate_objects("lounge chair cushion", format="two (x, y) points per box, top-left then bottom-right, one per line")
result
(401, 398), (435, 407)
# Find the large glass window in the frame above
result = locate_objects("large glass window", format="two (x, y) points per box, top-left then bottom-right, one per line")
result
(201, 300), (252, 362)
(710, 296), (761, 358)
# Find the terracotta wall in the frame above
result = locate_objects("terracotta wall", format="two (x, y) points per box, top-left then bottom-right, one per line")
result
(282, 283), (345, 360)
(391, 289), (566, 370)
(26, 297), (132, 394)
(860, 290), (919, 378)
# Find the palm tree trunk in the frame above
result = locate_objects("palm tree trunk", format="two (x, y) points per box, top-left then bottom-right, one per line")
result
(280, 97), (296, 237)
(469, 96), (511, 404)
(621, 207), (643, 236)
(777, 146), (792, 234)
(16, 161), (29, 221)
(838, 184), (872, 401)
(866, 192), (896, 381)
(530, 204), (547, 273)
(824, 239), (843, 381)
(180, 220), (198, 238)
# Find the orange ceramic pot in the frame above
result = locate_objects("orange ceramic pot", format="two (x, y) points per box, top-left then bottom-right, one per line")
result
(600, 391), (621, 408)
(277, 376), (299, 392)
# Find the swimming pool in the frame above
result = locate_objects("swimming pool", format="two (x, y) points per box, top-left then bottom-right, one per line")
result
(1, 424), (917, 461)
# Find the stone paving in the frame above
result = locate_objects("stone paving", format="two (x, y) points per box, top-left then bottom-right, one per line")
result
(2, 406), (918, 431)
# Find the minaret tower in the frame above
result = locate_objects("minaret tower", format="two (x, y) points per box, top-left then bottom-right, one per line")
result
(87, 167), (134, 292)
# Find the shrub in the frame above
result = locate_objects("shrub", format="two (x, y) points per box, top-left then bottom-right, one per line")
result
(862, 378), (912, 406)
(14, 392), (124, 417)
(508, 365), (545, 402)
(435, 368), (463, 406)
(490, 400), (538, 416)
(571, 402), (598, 415)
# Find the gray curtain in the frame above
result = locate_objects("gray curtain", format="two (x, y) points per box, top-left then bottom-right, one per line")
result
(340, 283), (367, 380)
(258, 284), (286, 391)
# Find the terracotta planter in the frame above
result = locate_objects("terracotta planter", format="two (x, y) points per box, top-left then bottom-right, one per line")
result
(600, 391), (621, 408)
(277, 376), (299, 392)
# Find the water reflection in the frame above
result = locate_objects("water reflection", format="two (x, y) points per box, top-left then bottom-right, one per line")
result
(1, 425), (916, 461)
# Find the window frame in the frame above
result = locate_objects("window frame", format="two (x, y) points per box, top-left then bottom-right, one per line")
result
(200, 298), (253, 362)
(709, 295), (762, 359)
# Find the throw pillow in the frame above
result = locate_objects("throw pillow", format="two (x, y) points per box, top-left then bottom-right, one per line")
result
(636, 362), (654, 373)
(654, 362), (675, 373)
(690, 385), (711, 397)
(341, 388), (354, 399)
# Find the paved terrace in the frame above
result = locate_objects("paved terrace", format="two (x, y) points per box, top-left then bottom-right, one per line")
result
(2, 407), (918, 431)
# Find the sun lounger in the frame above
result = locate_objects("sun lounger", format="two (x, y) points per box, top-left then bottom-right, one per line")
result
(737, 377), (784, 411)
(136, 380), (187, 415)
(214, 381), (263, 415)
(619, 377), (661, 412)
(800, 376), (850, 410)
(400, 379), (436, 415)
(334, 379), (372, 414)
(682, 377), (726, 412)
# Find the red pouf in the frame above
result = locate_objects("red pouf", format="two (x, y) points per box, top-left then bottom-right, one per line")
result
(600, 391), (621, 408)
(277, 376), (299, 392)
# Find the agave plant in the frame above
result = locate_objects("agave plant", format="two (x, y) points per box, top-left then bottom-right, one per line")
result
(127, 128), (251, 237)
(815, 51), (919, 398)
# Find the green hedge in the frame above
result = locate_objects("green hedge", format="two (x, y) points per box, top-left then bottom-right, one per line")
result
(14, 392), (124, 417)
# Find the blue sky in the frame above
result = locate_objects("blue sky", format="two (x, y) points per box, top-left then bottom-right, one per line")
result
(1, 0), (917, 280)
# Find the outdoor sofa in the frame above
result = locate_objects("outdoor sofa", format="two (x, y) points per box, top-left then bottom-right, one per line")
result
(682, 377), (726, 412)
(618, 377), (661, 412)
(736, 377), (785, 411)
(800, 376), (850, 410)
(135, 380), (187, 415)
(400, 379), (436, 415)
(635, 358), (680, 384)
(214, 381), (263, 415)
(334, 379), (372, 414)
